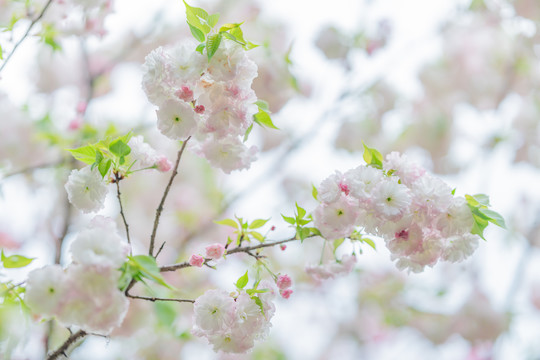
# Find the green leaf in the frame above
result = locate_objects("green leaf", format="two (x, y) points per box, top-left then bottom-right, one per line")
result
(109, 139), (131, 158)
(301, 227), (311, 241)
(98, 159), (112, 178)
(207, 13), (220, 28)
(0, 44), (3, 60)
(184, 1), (210, 35)
(281, 214), (295, 225)
(68, 145), (97, 165)
(479, 208), (506, 229)
(361, 237), (376, 250)
(215, 218), (239, 229)
(249, 231), (265, 242)
(188, 24), (206, 43)
(243, 123), (254, 142)
(249, 219), (269, 229)
(1, 251), (34, 268)
(246, 288), (268, 295)
(219, 23), (242, 33)
(130, 255), (173, 289)
(362, 143), (383, 169)
(251, 295), (265, 315)
(195, 42), (206, 54)
(236, 271), (249, 289)
(253, 108), (278, 129)
(254, 100), (270, 112)
(312, 184), (318, 200)
(309, 227), (322, 237)
(206, 33), (222, 61)
(471, 215), (489, 240)
(295, 203), (306, 219)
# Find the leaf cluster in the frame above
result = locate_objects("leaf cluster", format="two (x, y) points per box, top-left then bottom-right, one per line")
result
(118, 255), (173, 291)
(215, 216), (270, 246)
(465, 194), (506, 240)
(184, 1), (257, 62)
(67, 132), (133, 178)
(281, 203), (321, 241)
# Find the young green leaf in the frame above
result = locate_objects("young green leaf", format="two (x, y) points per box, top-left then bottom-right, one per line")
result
(249, 219), (269, 229)
(206, 33), (222, 61)
(195, 42), (206, 54)
(236, 271), (249, 289)
(207, 13), (220, 28)
(219, 23), (242, 33)
(312, 184), (318, 201)
(254, 100), (270, 112)
(98, 159), (112, 178)
(295, 203), (306, 219)
(109, 139), (131, 158)
(362, 143), (383, 169)
(253, 108), (278, 129)
(249, 231), (265, 242)
(243, 123), (254, 142)
(188, 24), (206, 43)
(478, 208), (506, 228)
(1, 251), (34, 268)
(130, 255), (173, 289)
(68, 145), (97, 165)
(281, 214), (295, 225)
(215, 218), (239, 229)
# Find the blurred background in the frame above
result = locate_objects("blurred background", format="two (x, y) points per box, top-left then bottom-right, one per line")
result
(1, 0), (540, 359)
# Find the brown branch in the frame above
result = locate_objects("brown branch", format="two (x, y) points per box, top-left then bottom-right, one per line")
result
(126, 293), (195, 303)
(46, 329), (87, 360)
(115, 174), (131, 246)
(149, 137), (191, 256)
(0, 0), (54, 75)
(160, 235), (306, 272)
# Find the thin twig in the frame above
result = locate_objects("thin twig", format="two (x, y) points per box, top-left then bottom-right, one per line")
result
(0, 0), (54, 75)
(1, 160), (64, 181)
(115, 174), (131, 246)
(149, 137), (191, 256)
(126, 293), (195, 303)
(46, 329), (87, 360)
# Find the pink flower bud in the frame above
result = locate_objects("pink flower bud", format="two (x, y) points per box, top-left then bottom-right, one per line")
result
(175, 86), (194, 102)
(189, 254), (204, 267)
(205, 243), (225, 260)
(194, 105), (205, 114)
(271, 226), (276, 231)
(280, 289), (293, 299)
(156, 156), (172, 172)
(68, 117), (83, 131)
(280, 244), (286, 251)
(276, 274), (292, 289)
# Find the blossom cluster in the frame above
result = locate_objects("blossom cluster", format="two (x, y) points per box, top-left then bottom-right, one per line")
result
(313, 152), (480, 272)
(65, 135), (171, 213)
(25, 216), (129, 334)
(192, 282), (277, 353)
(142, 40), (259, 173)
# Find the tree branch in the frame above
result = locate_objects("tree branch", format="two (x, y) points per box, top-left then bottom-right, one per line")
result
(0, 0), (55, 75)
(160, 235), (305, 272)
(126, 293), (195, 303)
(115, 174), (131, 246)
(149, 137), (191, 256)
(46, 329), (87, 360)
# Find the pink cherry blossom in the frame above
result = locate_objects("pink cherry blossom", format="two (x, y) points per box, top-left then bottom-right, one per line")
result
(205, 243), (225, 260)
(189, 254), (205, 267)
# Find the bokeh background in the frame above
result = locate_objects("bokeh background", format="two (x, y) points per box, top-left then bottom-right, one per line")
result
(1, 0), (540, 359)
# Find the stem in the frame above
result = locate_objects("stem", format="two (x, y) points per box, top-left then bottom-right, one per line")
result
(0, 0), (54, 75)
(149, 137), (191, 256)
(115, 174), (131, 247)
(46, 330), (87, 360)
(126, 293), (195, 303)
